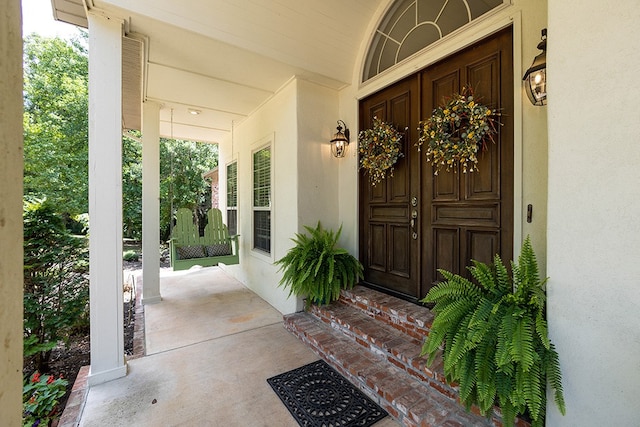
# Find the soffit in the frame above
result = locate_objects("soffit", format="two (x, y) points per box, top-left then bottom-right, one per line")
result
(52, 0), (386, 143)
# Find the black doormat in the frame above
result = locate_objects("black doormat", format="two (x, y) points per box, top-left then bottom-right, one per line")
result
(267, 359), (388, 427)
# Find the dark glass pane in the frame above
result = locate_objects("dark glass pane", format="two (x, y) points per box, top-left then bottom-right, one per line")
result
(254, 210), (271, 253)
(227, 209), (237, 236)
(226, 161), (237, 207)
(253, 147), (271, 207)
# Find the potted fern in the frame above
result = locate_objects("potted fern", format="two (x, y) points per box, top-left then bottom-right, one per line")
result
(276, 222), (363, 309)
(421, 237), (565, 427)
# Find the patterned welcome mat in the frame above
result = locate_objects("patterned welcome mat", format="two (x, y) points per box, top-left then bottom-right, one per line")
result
(267, 359), (388, 427)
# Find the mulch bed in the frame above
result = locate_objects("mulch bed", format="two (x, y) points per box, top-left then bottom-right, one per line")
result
(40, 267), (138, 414)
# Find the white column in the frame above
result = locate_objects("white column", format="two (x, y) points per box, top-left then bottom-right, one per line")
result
(87, 12), (127, 386)
(142, 101), (161, 304)
(0, 1), (24, 423)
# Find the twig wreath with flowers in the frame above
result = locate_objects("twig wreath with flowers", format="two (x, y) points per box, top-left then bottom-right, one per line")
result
(417, 86), (499, 175)
(358, 117), (405, 186)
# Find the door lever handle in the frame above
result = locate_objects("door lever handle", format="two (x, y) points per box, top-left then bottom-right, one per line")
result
(410, 210), (418, 239)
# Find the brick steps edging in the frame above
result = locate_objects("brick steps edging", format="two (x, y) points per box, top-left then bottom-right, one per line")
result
(287, 286), (531, 427)
(285, 312), (494, 427)
(339, 286), (435, 341)
(310, 302), (456, 401)
(57, 365), (90, 427)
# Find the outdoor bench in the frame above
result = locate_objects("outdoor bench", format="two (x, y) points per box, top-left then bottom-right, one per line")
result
(169, 207), (239, 271)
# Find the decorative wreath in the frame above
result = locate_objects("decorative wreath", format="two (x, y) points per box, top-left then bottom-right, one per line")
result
(358, 117), (405, 186)
(417, 86), (499, 175)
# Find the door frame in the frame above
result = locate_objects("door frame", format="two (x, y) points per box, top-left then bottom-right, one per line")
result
(356, 11), (524, 262)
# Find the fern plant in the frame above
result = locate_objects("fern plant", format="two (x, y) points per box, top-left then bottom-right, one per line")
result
(276, 222), (363, 309)
(421, 236), (565, 427)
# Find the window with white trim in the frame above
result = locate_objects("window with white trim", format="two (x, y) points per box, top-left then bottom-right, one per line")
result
(252, 146), (271, 253)
(226, 161), (238, 236)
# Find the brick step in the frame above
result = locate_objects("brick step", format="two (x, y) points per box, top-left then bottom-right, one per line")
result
(310, 301), (455, 400)
(339, 286), (435, 341)
(284, 311), (493, 427)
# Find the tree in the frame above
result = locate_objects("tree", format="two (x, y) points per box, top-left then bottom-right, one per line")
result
(23, 34), (89, 217)
(160, 138), (218, 241)
(23, 198), (89, 372)
(23, 33), (218, 240)
(122, 136), (143, 240)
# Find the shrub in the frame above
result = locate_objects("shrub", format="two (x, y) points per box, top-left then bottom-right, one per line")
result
(276, 222), (363, 309)
(23, 372), (68, 427)
(421, 237), (565, 426)
(23, 198), (89, 372)
(123, 250), (139, 262)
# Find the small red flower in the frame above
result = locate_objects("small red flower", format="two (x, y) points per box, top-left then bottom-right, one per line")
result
(29, 396), (36, 404)
(31, 372), (41, 383)
(47, 375), (54, 384)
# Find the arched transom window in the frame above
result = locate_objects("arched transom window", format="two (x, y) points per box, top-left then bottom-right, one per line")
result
(363, 0), (503, 81)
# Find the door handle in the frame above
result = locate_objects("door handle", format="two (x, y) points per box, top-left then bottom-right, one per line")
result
(411, 209), (418, 239)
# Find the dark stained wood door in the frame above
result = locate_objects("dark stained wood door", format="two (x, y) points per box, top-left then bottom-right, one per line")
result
(421, 27), (513, 292)
(359, 27), (513, 301)
(359, 76), (421, 299)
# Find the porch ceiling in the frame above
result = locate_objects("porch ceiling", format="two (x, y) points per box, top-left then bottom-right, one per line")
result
(51, 0), (386, 143)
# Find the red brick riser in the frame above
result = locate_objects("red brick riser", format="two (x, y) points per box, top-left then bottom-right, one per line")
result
(283, 285), (530, 427)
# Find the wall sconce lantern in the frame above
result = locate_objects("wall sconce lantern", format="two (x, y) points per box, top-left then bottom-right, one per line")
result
(330, 120), (350, 158)
(523, 28), (547, 106)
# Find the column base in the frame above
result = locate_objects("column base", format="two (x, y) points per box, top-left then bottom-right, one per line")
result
(88, 363), (128, 387)
(142, 295), (162, 305)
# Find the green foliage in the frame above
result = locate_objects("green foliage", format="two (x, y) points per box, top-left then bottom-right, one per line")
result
(275, 222), (363, 309)
(23, 35), (218, 240)
(23, 34), (89, 216)
(122, 135), (143, 239)
(421, 237), (565, 426)
(23, 198), (89, 372)
(23, 372), (68, 427)
(160, 138), (218, 240)
(123, 250), (139, 262)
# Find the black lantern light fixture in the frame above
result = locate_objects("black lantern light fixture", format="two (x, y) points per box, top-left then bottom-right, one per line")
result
(523, 28), (547, 106)
(330, 120), (350, 158)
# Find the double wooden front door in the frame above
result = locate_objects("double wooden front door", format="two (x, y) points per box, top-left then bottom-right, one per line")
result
(359, 27), (514, 302)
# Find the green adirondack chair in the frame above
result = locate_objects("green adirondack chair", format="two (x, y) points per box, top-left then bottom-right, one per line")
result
(169, 208), (239, 271)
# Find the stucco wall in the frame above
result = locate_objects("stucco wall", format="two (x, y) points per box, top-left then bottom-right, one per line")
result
(546, 1), (640, 425)
(0, 0), (24, 424)
(220, 78), (340, 314)
(218, 1), (553, 316)
(296, 79), (341, 232)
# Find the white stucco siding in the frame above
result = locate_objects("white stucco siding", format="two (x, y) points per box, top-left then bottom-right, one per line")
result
(336, 86), (361, 255)
(224, 79), (299, 314)
(219, 78), (342, 314)
(547, 1), (640, 425)
(296, 79), (341, 233)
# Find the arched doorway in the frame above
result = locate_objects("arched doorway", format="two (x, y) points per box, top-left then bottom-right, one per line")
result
(359, 26), (514, 301)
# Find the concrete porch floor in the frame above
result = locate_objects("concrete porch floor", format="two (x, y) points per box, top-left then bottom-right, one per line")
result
(78, 266), (399, 426)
